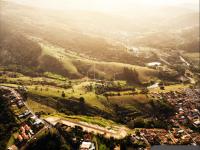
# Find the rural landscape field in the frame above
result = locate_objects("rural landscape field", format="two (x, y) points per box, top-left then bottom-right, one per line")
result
(0, 0), (199, 150)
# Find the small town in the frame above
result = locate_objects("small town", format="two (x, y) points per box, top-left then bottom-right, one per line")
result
(1, 84), (200, 150)
(0, 0), (199, 149)
(0, 86), (46, 150)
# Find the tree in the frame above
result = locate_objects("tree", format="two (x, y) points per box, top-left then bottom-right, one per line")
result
(135, 129), (140, 136)
(123, 67), (141, 84)
(35, 86), (38, 90)
(133, 118), (145, 128)
(140, 88), (149, 94)
(61, 91), (65, 98)
(79, 97), (85, 105)
(127, 120), (135, 128)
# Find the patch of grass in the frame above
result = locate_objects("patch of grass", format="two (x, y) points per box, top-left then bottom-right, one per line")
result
(39, 41), (79, 74)
(148, 84), (190, 93)
(0, 83), (19, 88)
(26, 98), (56, 114)
(27, 82), (108, 111)
(43, 72), (67, 81)
(32, 37), (159, 81)
(0, 73), (66, 86)
(6, 135), (15, 148)
(108, 94), (149, 106)
(27, 85), (66, 98)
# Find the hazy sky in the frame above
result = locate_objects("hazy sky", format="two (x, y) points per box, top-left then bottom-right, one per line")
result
(7, 0), (199, 12)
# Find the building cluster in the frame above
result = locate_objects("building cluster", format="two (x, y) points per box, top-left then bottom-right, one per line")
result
(140, 129), (174, 145)
(148, 88), (200, 145)
(130, 129), (174, 147)
(17, 124), (34, 142)
(74, 132), (96, 150)
(130, 132), (147, 147)
(150, 88), (200, 128)
(79, 134), (95, 150)
(0, 86), (44, 150)
(131, 127), (200, 148)
(158, 88), (199, 128)
(55, 123), (96, 150)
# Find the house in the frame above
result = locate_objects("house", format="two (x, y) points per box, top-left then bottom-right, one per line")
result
(23, 110), (31, 116)
(10, 98), (17, 104)
(30, 116), (43, 126)
(193, 120), (200, 128)
(21, 132), (29, 140)
(24, 124), (34, 135)
(24, 124), (30, 131)
(79, 141), (95, 150)
(33, 118), (43, 125)
(17, 134), (23, 142)
(20, 126), (25, 133)
(17, 100), (24, 108)
(18, 110), (31, 119)
(181, 135), (191, 144)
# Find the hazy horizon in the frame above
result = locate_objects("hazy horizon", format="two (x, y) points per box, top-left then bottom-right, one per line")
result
(5, 0), (199, 13)
(0, 1), (200, 150)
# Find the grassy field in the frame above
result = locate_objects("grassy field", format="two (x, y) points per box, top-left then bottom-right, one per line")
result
(1, 80), (190, 114)
(108, 94), (148, 105)
(43, 72), (68, 81)
(29, 37), (159, 82)
(108, 94), (149, 112)
(0, 73), (66, 86)
(0, 83), (19, 88)
(26, 98), (57, 114)
(6, 133), (18, 148)
(39, 41), (79, 75)
(0, 80), (108, 111)
(148, 84), (190, 93)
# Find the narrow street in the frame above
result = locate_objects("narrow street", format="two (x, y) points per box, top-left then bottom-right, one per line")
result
(0, 86), (52, 150)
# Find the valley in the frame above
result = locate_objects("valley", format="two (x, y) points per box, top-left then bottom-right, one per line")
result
(0, 0), (199, 149)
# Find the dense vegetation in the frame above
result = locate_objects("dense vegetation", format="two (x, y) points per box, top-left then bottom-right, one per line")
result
(25, 129), (65, 150)
(0, 24), (42, 67)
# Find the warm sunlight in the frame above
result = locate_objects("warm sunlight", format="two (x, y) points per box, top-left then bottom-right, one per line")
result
(7, 0), (199, 12)
(0, 0), (199, 149)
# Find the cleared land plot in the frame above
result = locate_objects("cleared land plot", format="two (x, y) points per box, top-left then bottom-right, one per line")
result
(26, 98), (56, 114)
(108, 94), (149, 106)
(148, 84), (190, 93)
(44, 114), (131, 139)
(30, 37), (159, 81)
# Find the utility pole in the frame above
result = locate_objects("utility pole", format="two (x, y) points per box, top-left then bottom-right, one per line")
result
(113, 73), (116, 81)
(93, 62), (95, 80)
(86, 71), (89, 82)
(113, 72), (119, 81)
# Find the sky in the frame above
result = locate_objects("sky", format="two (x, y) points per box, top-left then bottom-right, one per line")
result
(6, 0), (199, 12)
